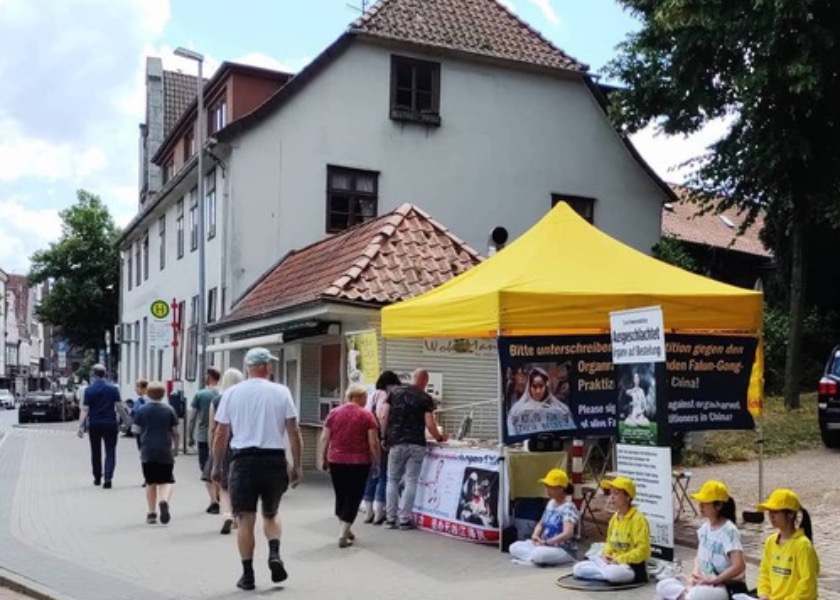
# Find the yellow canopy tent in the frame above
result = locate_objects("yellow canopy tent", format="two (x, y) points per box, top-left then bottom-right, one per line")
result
(381, 202), (764, 416)
(381, 202), (763, 338)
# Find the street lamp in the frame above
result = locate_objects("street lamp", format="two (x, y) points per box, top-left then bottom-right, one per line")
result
(174, 46), (207, 392)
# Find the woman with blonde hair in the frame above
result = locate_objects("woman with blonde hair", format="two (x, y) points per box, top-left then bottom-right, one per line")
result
(204, 367), (245, 534)
(320, 383), (380, 547)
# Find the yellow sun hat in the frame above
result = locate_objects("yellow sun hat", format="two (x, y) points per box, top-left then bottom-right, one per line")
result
(601, 476), (636, 499)
(691, 480), (730, 503)
(538, 468), (569, 488)
(757, 488), (801, 512)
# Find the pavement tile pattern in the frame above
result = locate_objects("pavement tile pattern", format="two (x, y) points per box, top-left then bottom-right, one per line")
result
(1, 419), (838, 599)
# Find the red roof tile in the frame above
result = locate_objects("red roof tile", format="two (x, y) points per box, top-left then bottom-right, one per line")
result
(162, 70), (201, 136)
(217, 204), (482, 326)
(662, 187), (771, 258)
(352, 0), (587, 72)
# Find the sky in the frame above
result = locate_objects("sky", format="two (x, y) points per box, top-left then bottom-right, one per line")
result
(0, 0), (725, 274)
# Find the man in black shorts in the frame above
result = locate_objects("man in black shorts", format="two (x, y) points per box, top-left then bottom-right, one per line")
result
(212, 348), (302, 591)
(132, 381), (180, 524)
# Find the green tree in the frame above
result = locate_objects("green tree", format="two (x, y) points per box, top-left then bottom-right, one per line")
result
(28, 190), (121, 353)
(606, 0), (840, 408)
(652, 235), (702, 274)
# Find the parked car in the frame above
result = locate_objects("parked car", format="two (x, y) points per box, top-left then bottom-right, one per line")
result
(0, 389), (14, 410)
(818, 345), (840, 449)
(18, 391), (77, 424)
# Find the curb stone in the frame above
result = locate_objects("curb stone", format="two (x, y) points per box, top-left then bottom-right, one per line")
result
(0, 568), (75, 600)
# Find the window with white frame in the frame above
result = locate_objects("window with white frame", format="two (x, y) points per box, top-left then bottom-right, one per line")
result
(189, 187), (198, 251)
(206, 170), (216, 239)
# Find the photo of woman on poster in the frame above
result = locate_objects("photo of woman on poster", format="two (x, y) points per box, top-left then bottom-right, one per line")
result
(507, 367), (575, 437)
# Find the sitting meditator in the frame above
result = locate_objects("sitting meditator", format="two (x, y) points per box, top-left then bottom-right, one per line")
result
(750, 488), (819, 600)
(508, 468), (579, 566)
(656, 480), (747, 600)
(573, 476), (650, 584)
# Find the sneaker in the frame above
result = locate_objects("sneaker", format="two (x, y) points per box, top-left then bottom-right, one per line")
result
(93, 478), (101, 486)
(373, 514), (387, 525)
(268, 555), (287, 583)
(206, 502), (220, 514)
(236, 574), (255, 591)
(363, 512), (374, 524)
(338, 536), (353, 548)
(103, 480), (112, 489)
(159, 501), (171, 525)
(146, 512), (157, 525)
(384, 520), (398, 529)
(220, 517), (234, 535)
(398, 520), (417, 530)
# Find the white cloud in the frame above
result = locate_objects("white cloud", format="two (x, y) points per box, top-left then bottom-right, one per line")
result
(0, 0), (171, 271)
(629, 116), (734, 184)
(527, 0), (561, 25)
(497, 0), (517, 11)
(0, 198), (63, 273)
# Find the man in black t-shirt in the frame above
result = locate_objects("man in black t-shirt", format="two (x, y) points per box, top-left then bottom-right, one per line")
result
(379, 369), (447, 529)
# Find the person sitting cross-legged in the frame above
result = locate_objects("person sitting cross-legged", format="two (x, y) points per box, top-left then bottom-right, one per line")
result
(509, 468), (579, 566)
(573, 476), (650, 585)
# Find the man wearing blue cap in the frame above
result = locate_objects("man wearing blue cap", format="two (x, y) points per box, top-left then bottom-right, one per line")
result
(212, 347), (302, 591)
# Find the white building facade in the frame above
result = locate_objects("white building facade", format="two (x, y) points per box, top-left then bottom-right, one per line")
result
(118, 0), (672, 402)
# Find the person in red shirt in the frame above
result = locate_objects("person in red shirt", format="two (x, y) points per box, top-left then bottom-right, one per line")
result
(320, 383), (381, 548)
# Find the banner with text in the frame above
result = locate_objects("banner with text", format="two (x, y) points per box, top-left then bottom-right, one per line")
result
(610, 306), (666, 364)
(499, 336), (617, 443)
(616, 443), (674, 562)
(412, 446), (501, 544)
(665, 334), (758, 432)
(499, 334), (758, 443)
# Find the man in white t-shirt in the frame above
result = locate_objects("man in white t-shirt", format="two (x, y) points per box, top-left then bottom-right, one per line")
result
(212, 347), (303, 591)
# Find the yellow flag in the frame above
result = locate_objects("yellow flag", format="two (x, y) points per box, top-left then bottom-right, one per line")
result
(747, 338), (764, 419)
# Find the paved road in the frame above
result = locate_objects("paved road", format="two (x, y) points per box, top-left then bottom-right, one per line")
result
(0, 416), (835, 599)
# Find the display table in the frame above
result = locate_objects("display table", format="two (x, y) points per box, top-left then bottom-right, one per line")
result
(412, 443), (502, 544)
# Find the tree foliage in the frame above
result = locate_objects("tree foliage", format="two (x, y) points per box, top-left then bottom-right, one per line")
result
(606, 0), (840, 407)
(652, 235), (702, 274)
(28, 190), (121, 353)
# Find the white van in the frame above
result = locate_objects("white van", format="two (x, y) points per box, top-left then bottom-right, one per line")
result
(0, 389), (14, 409)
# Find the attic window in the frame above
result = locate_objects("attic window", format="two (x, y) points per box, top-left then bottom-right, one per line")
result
(719, 215), (735, 229)
(390, 55), (441, 126)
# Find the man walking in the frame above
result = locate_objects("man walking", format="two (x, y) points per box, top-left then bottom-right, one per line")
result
(78, 364), (127, 488)
(212, 348), (302, 591)
(132, 381), (180, 524)
(380, 369), (447, 529)
(189, 367), (221, 513)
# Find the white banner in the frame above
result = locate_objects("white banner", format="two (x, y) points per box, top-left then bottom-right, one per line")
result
(412, 446), (502, 544)
(616, 443), (674, 561)
(609, 306), (666, 364)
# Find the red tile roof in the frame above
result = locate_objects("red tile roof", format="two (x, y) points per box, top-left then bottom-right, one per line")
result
(352, 0), (587, 72)
(662, 188), (771, 258)
(217, 204), (482, 327)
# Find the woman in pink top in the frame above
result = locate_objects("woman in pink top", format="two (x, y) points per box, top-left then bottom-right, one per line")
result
(320, 383), (381, 547)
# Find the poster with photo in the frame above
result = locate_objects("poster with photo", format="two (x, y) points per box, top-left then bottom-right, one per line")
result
(616, 362), (660, 445)
(344, 330), (379, 389)
(498, 336), (617, 443)
(412, 446), (501, 544)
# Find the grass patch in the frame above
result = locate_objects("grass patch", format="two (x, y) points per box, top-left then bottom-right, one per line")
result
(680, 393), (822, 467)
